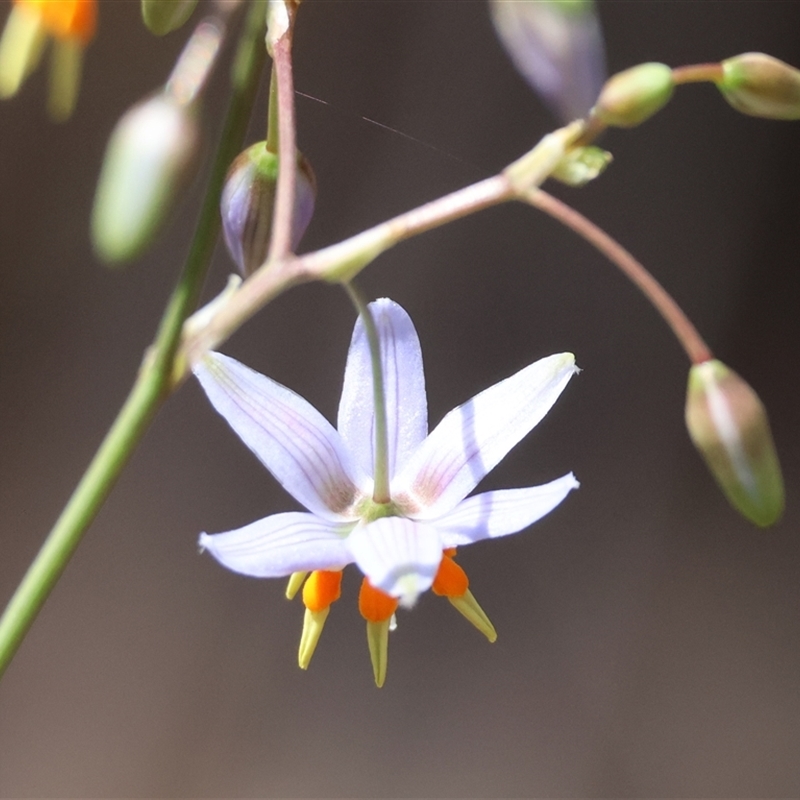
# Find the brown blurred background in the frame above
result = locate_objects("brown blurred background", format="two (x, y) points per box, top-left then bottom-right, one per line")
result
(2, 1), (800, 796)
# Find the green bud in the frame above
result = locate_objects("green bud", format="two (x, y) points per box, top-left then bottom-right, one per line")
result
(220, 142), (316, 276)
(594, 62), (674, 127)
(685, 359), (784, 527)
(141, 0), (199, 36)
(551, 145), (612, 186)
(91, 93), (200, 264)
(719, 52), (800, 120)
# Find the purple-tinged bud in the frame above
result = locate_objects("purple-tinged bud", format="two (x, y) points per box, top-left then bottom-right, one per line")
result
(141, 0), (199, 36)
(593, 62), (674, 127)
(719, 52), (800, 120)
(220, 141), (316, 276)
(490, 0), (606, 123)
(551, 145), (612, 186)
(685, 359), (784, 527)
(91, 92), (200, 264)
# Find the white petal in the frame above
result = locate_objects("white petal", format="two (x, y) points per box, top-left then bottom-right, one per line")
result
(435, 473), (579, 548)
(199, 512), (353, 577)
(194, 352), (366, 520)
(338, 298), (427, 479)
(346, 517), (443, 607)
(394, 352), (578, 518)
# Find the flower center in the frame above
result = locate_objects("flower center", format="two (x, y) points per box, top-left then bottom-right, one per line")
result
(356, 497), (403, 524)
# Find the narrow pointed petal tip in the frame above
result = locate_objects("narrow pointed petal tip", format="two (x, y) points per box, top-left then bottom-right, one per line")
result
(397, 351), (578, 518)
(197, 512), (352, 578)
(437, 473), (579, 548)
(338, 298), (427, 478)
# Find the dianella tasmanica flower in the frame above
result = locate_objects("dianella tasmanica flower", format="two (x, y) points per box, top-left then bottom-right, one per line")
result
(194, 298), (579, 685)
(0, 0), (96, 120)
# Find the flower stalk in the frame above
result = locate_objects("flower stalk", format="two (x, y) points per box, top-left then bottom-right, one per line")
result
(523, 188), (713, 365)
(344, 283), (392, 504)
(266, 0), (299, 261)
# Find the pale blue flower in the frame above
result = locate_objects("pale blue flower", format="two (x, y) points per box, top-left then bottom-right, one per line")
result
(194, 298), (578, 680)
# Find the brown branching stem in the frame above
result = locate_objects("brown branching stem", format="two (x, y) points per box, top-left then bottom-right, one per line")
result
(267, 3), (298, 261)
(524, 189), (713, 365)
(672, 62), (724, 85)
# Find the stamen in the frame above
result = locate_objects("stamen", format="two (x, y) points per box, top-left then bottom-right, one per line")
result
(298, 607), (329, 669)
(48, 37), (82, 121)
(302, 569), (342, 611)
(358, 577), (399, 622)
(449, 590), (497, 643)
(285, 570), (308, 600)
(19, 0), (97, 43)
(366, 619), (390, 688)
(431, 553), (469, 598)
(0, 4), (46, 98)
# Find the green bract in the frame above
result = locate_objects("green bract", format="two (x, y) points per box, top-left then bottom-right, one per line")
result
(552, 145), (612, 186)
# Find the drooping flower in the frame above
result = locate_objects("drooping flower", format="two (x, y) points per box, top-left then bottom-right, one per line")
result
(194, 298), (579, 685)
(0, 0), (96, 120)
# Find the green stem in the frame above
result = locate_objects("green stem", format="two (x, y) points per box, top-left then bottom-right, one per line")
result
(344, 282), (391, 504)
(265, 63), (279, 154)
(0, 0), (267, 681)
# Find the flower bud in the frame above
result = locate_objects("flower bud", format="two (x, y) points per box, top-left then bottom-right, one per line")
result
(719, 52), (800, 120)
(141, 0), (198, 36)
(685, 359), (784, 527)
(91, 92), (200, 264)
(220, 141), (316, 276)
(490, 0), (606, 122)
(551, 145), (612, 186)
(593, 62), (674, 127)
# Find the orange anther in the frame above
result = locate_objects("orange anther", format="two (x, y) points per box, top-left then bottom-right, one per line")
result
(302, 569), (342, 612)
(432, 553), (469, 598)
(17, 0), (97, 43)
(443, 547), (457, 558)
(358, 577), (399, 623)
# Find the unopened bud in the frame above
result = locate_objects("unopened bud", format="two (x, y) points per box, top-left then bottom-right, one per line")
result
(594, 62), (673, 128)
(719, 52), (800, 120)
(490, 0), (606, 122)
(551, 145), (612, 186)
(220, 142), (316, 276)
(91, 92), (200, 264)
(685, 359), (784, 527)
(141, 0), (198, 36)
